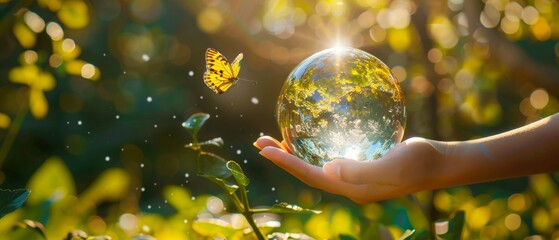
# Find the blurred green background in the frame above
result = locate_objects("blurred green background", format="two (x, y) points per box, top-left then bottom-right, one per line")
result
(1, 0), (559, 239)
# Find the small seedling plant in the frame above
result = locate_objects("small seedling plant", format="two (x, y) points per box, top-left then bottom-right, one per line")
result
(183, 112), (320, 240)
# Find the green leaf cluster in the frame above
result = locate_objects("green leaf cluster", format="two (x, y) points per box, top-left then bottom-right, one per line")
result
(183, 113), (320, 240)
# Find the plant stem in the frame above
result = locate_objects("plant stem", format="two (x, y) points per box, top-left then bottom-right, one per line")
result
(0, 91), (28, 169)
(239, 184), (266, 240)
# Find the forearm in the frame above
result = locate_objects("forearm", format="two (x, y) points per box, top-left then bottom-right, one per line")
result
(444, 113), (559, 187)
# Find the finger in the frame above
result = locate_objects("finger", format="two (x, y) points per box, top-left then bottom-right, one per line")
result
(259, 146), (366, 196)
(253, 136), (285, 150)
(280, 140), (293, 153)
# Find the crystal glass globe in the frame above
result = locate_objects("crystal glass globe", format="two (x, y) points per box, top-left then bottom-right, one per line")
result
(277, 47), (406, 167)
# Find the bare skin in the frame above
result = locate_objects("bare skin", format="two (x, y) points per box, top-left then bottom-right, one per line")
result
(253, 113), (559, 204)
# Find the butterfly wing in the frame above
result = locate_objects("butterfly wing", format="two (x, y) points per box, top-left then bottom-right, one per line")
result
(230, 53), (243, 77)
(204, 48), (238, 94)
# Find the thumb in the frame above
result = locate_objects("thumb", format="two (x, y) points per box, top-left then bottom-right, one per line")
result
(323, 158), (391, 185)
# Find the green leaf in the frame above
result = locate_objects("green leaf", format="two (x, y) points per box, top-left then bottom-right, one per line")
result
(79, 168), (130, 212)
(362, 223), (394, 240)
(227, 161), (249, 187)
(65, 230), (88, 240)
(183, 113), (210, 140)
(15, 220), (47, 240)
(338, 234), (358, 240)
(197, 152), (238, 194)
(188, 137), (224, 150)
(253, 220), (280, 236)
(436, 210), (465, 240)
(200, 174), (239, 194)
(192, 218), (242, 239)
(267, 232), (315, 240)
(398, 229), (415, 240)
(26, 156), (76, 205)
(199, 137), (224, 147)
(163, 186), (193, 213)
(256, 202), (321, 214)
(0, 189), (30, 219)
(198, 152), (232, 179)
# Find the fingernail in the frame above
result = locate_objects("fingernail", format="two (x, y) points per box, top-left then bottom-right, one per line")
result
(323, 162), (341, 179)
(253, 141), (259, 148)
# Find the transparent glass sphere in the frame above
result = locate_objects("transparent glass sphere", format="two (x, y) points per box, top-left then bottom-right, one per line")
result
(277, 47), (406, 167)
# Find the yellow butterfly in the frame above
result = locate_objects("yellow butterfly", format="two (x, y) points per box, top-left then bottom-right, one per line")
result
(204, 48), (243, 94)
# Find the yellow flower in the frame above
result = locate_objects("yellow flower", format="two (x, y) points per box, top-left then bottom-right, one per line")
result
(0, 113), (10, 129)
(9, 65), (56, 119)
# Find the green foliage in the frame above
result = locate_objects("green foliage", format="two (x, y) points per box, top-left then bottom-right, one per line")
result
(183, 112), (321, 239)
(436, 211), (465, 240)
(0, 189), (30, 219)
(15, 220), (47, 239)
(0, 1), (557, 239)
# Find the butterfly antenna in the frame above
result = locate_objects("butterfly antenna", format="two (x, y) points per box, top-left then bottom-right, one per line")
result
(238, 77), (258, 85)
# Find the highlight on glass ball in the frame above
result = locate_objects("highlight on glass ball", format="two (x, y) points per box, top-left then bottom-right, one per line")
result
(277, 47), (406, 167)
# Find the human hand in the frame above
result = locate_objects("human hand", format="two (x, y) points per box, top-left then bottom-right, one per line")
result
(253, 136), (449, 203)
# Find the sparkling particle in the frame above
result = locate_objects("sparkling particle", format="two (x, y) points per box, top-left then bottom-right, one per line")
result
(251, 97), (259, 104)
(141, 187), (145, 192)
(147, 96), (153, 102)
(236, 149), (242, 155)
(259, 132), (264, 137)
(243, 159), (248, 164)
(185, 173), (190, 178)
(103, 53), (107, 56)
(105, 156), (110, 161)
(191, 196), (196, 200)
(271, 187), (276, 191)
(140, 163), (144, 168)
(188, 70), (194, 76)
(215, 115), (219, 118)
(154, 124), (158, 128)
(123, 71), (127, 74)
(183, 219), (188, 224)
(77, 120), (82, 125)
(142, 54), (150, 61)
(116, 115), (120, 119)
(200, 96), (204, 99)
(173, 115), (177, 119)
(147, 205), (152, 209)
(240, 114), (243, 118)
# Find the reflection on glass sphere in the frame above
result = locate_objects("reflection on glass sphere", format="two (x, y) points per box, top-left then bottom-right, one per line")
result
(277, 47), (406, 166)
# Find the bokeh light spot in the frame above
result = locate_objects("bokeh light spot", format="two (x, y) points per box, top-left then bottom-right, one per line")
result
(0, 113), (11, 129)
(24, 11), (45, 33)
(58, 0), (89, 29)
(62, 38), (76, 52)
(80, 63), (96, 79)
(508, 193), (526, 212)
(530, 88), (549, 110)
(521, 6), (539, 25)
(46, 22), (64, 41)
(504, 213), (522, 231)
(22, 50), (38, 64)
(197, 8), (223, 34)
(469, 206), (491, 229)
